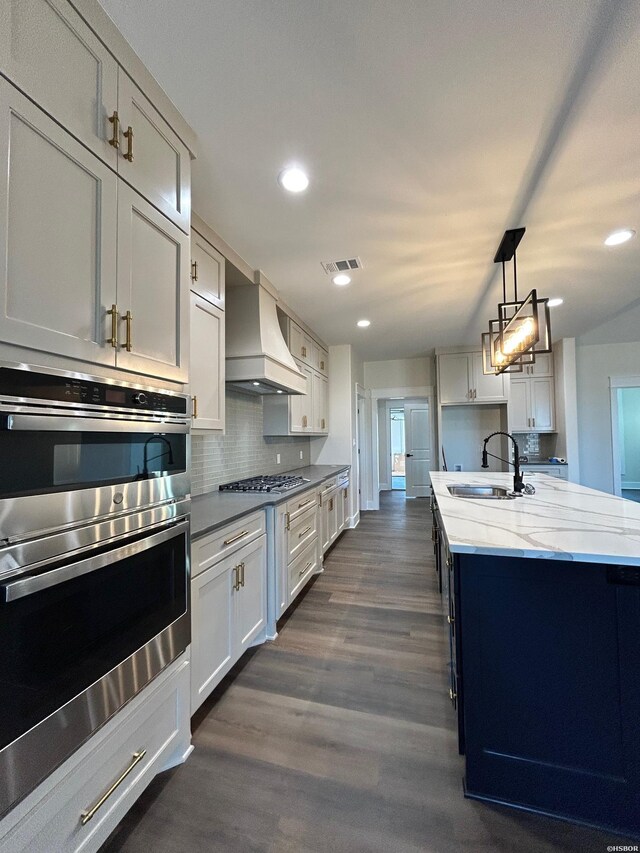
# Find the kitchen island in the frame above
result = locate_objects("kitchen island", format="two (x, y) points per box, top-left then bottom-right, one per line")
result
(430, 471), (640, 838)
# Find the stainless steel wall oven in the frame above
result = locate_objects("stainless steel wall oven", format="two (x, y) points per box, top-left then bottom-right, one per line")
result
(0, 363), (191, 818)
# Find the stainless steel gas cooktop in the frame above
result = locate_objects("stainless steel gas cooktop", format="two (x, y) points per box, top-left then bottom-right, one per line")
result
(218, 474), (308, 493)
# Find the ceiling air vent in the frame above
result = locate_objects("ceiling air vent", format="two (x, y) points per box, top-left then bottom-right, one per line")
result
(321, 257), (363, 275)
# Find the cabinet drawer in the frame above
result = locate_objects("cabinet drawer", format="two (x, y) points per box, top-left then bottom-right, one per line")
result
(288, 505), (317, 563)
(286, 487), (317, 521)
(289, 537), (319, 602)
(319, 478), (337, 502)
(192, 511), (266, 577)
(1, 656), (190, 853)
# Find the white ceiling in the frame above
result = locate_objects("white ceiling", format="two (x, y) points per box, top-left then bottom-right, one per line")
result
(97, 0), (640, 360)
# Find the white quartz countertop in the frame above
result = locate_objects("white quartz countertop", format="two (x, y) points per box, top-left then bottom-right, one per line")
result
(430, 471), (640, 566)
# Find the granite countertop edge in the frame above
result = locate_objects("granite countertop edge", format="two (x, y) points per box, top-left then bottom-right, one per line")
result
(190, 465), (350, 541)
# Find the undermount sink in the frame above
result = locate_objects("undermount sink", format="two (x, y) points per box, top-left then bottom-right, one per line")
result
(447, 484), (516, 500)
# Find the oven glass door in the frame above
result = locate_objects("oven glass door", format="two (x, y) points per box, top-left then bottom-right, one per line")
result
(0, 519), (188, 754)
(0, 424), (187, 499)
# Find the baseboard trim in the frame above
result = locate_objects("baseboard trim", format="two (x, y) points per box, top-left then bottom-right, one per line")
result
(622, 482), (640, 491)
(348, 511), (360, 529)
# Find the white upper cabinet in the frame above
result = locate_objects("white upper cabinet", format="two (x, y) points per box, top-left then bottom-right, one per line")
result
(438, 351), (507, 404)
(117, 73), (191, 234)
(190, 291), (225, 431)
(0, 82), (118, 365)
(508, 376), (555, 432)
(116, 183), (189, 382)
(289, 321), (304, 362)
(0, 0), (119, 168)
(190, 228), (225, 309)
(521, 353), (553, 377)
(312, 372), (328, 432)
(290, 360), (312, 432)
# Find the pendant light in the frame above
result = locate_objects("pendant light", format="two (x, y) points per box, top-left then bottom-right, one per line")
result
(481, 228), (552, 375)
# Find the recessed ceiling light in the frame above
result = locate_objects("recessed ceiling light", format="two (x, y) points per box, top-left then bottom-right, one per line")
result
(548, 297), (563, 307)
(252, 381), (260, 386)
(276, 390), (283, 394)
(357, 319), (370, 328)
(278, 166), (309, 193)
(332, 274), (351, 286)
(604, 228), (635, 246)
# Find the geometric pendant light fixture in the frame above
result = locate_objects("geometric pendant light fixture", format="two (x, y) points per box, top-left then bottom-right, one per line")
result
(482, 227), (553, 375)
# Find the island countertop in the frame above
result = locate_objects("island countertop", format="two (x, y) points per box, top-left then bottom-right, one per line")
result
(430, 471), (640, 566)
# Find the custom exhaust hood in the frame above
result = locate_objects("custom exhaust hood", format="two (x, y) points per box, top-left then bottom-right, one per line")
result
(225, 274), (306, 395)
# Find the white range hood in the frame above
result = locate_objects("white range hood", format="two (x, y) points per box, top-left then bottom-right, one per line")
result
(225, 279), (306, 395)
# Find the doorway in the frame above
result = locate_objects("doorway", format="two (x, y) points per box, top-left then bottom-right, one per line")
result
(390, 408), (406, 490)
(378, 397), (433, 499)
(611, 381), (640, 502)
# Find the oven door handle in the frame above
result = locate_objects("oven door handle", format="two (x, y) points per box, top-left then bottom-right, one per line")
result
(0, 413), (188, 434)
(0, 519), (189, 603)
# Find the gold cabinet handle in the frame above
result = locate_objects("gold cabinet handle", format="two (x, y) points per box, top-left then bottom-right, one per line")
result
(223, 530), (249, 546)
(302, 346), (307, 358)
(191, 260), (198, 281)
(232, 565), (239, 591)
(298, 498), (313, 509)
(108, 110), (120, 149)
(320, 360), (325, 370)
(192, 395), (198, 419)
(80, 749), (146, 826)
(121, 310), (133, 352)
(240, 561), (245, 587)
(123, 125), (134, 161)
(107, 303), (118, 348)
(299, 561), (313, 577)
(285, 512), (291, 531)
(302, 415), (308, 428)
(328, 498), (334, 511)
(321, 419), (326, 429)
(298, 526), (312, 539)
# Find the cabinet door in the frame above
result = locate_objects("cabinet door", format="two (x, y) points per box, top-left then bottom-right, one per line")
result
(526, 353), (553, 377)
(0, 83), (117, 366)
(318, 347), (329, 376)
(117, 72), (190, 234)
(191, 560), (234, 713)
(308, 337), (320, 370)
(328, 493), (338, 544)
(234, 537), (267, 654)
(312, 371), (328, 432)
(438, 353), (471, 404)
(289, 320), (304, 361)
(190, 292), (225, 430)
(290, 361), (312, 432)
(337, 486), (346, 534)
(0, 0), (118, 168)
(472, 353), (507, 402)
(508, 379), (531, 432)
(116, 183), (189, 382)
(320, 497), (331, 553)
(190, 228), (225, 309)
(530, 377), (555, 431)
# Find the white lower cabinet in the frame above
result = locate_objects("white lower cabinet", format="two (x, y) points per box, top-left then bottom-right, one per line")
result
(0, 654), (191, 853)
(191, 529), (267, 713)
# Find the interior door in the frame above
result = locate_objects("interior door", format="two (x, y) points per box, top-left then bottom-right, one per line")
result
(404, 402), (432, 498)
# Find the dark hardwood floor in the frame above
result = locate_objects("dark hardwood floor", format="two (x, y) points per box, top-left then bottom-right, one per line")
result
(102, 491), (630, 852)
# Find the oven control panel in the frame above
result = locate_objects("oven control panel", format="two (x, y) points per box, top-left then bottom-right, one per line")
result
(0, 367), (188, 414)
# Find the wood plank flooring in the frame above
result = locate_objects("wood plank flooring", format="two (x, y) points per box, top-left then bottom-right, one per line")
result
(101, 492), (632, 852)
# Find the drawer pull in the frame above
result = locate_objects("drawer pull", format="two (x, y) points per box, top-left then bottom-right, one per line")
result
(298, 526), (312, 539)
(223, 530), (249, 546)
(80, 749), (146, 826)
(299, 561), (313, 577)
(298, 498), (313, 509)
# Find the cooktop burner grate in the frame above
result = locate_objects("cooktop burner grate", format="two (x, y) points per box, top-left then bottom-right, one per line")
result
(219, 474), (307, 493)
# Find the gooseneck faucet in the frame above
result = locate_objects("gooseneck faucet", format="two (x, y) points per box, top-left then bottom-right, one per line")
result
(481, 431), (524, 495)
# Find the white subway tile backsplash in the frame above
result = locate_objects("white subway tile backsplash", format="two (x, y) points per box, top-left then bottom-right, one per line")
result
(190, 390), (311, 495)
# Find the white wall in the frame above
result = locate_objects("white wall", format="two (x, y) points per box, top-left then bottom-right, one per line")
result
(364, 357), (432, 389)
(576, 339), (640, 493)
(440, 405), (508, 473)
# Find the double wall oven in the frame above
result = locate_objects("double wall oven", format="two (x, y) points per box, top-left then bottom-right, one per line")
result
(0, 363), (191, 818)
